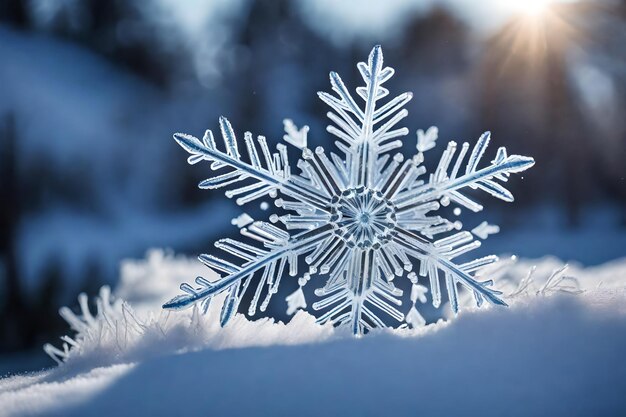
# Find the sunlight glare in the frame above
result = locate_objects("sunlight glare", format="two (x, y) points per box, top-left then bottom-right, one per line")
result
(519, 0), (552, 16)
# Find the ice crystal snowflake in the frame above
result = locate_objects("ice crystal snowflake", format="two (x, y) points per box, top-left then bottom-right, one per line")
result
(164, 46), (534, 334)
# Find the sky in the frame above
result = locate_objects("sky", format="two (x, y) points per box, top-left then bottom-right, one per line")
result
(154, 0), (580, 46)
(25, 0), (584, 87)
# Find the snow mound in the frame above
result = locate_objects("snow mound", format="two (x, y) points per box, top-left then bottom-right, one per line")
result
(1, 251), (625, 417)
(42, 250), (335, 372)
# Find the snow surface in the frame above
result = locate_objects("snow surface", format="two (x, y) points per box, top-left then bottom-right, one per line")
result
(1, 252), (626, 416)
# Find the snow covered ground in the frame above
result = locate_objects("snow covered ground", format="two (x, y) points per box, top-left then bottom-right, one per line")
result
(1, 252), (625, 416)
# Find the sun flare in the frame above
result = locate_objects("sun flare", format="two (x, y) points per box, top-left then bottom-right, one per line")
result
(524, 0), (552, 15)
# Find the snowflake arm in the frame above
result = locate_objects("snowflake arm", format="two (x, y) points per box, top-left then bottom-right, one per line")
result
(163, 221), (336, 326)
(394, 132), (535, 214)
(174, 116), (330, 211)
(318, 46), (413, 188)
(312, 248), (405, 335)
(392, 228), (505, 311)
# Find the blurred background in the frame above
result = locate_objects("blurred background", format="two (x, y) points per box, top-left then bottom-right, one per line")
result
(0, 0), (625, 372)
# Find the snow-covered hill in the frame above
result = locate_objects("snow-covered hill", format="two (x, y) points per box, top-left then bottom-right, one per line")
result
(1, 252), (625, 416)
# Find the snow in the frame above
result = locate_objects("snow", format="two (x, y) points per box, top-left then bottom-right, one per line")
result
(1, 252), (625, 416)
(0, 365), (133, 416)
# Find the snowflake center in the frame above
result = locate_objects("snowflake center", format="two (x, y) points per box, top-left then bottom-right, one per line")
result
(330, 186), (397, 249)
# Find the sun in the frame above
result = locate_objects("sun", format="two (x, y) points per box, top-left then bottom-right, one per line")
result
(518, 0), (553, 16)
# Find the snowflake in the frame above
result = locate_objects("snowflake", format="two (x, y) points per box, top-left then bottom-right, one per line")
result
(164, 46), (534, 334)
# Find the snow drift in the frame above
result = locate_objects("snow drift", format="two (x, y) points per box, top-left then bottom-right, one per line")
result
(1, 251), (625, 417)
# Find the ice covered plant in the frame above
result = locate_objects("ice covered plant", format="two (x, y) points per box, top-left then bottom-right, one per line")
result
(164, 46), (534, 334)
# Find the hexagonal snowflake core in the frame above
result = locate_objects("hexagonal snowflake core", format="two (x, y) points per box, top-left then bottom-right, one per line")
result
(330, 186), (398, 249)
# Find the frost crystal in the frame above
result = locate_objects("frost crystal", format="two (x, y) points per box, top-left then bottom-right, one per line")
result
(164, 46), (534, 334)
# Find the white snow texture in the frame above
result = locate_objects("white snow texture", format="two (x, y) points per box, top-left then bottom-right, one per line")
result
(1, 250), (626, 416)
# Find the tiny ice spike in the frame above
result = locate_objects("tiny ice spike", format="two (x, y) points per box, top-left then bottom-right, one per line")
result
(164, 46), (534, 334)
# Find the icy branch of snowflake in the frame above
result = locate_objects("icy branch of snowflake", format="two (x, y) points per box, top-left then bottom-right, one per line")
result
(394, 132), (534, 214)
(318, 45), (414, 188)
(174, 117), (330, 210)
(163, 221), (338, 326)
